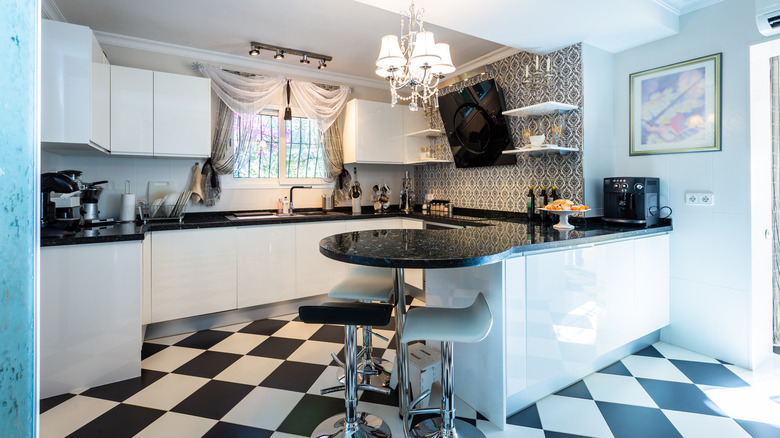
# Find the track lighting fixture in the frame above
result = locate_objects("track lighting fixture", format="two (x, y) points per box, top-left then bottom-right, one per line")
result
(248, 42), (332, 70)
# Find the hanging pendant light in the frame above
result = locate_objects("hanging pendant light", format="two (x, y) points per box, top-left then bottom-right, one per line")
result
(375, 1), (454, 111)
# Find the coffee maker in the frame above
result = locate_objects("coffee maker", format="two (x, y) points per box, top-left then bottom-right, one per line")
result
(603, 177), (660, 227)
(41, 172), (81, 237)
(80, 180), (114, 226)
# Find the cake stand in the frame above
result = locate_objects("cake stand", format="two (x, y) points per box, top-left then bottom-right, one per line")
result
(538, 208), (580, 230)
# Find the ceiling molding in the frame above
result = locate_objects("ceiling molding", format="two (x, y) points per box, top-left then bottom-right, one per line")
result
(93, 31), (390, 90)
(42, 0), (67, 22)
(451, 46), (520, 78)
(653, 0), (723, 15)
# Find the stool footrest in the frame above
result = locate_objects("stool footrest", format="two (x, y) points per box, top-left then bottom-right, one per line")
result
(320, 385), (345, 395)
(359, 384), (391, 395)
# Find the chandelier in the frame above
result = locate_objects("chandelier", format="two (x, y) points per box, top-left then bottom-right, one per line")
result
(375, 1), (455, 111)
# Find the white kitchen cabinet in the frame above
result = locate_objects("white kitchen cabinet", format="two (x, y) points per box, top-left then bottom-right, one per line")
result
(237, 224), (297, 308)
(295, 221), (347, 298)
(342, 99), (405, 164)
(344, 218), (400, 232)
(151, 228), (237, 322)
(41, 241), (141, 397)
(634, 235), (670, 336)
(153, 71), (211, 157)
(41, 19), (111, 153)
(111, 66), (154, 155)
(142, 233), (152, 325)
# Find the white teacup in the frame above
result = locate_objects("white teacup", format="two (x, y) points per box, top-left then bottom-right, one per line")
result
(530, 135), (545, 147)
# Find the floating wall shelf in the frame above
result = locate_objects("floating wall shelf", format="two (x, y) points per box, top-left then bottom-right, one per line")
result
(502, 145), (579, 156)
(502, 101), (578, 119)
(406, 128), (445, 138)
(406, 159), (451, 165)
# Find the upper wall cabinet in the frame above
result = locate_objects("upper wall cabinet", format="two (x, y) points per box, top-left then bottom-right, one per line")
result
(42, 20), (111, 154)
(342, 99), (405, 164)
(110, 67), (211, 157)
(153, 71), (211, 157)
(111, 66), (153, 155)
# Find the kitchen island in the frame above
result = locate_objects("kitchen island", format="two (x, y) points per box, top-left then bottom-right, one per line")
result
(319, 220), (670, 429)
(40, 209), (671, 414)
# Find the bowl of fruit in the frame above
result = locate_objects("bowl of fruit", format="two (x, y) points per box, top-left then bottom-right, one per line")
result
(539, 199), (589, 229)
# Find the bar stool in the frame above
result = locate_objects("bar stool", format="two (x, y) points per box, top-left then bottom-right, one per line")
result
(400, 292), (492, 438)
(328, 266), (395, 384)
(299, 301), (394, 438)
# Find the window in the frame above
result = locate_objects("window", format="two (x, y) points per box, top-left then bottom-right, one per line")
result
(231, 109), (326, 182)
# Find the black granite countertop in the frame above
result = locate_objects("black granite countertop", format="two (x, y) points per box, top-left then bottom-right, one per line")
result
(40, 207), (672, 255)
(318, 216), (672, 269)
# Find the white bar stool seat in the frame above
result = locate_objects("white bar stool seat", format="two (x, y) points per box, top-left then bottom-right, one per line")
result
(400, 292), (492, 438)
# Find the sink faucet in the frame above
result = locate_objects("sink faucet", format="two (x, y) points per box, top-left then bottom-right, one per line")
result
(289, 185), (312, 214)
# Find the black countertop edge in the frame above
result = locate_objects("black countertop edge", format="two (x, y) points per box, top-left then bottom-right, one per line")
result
(40, 206), (672, 247)
(318, 224), (672, 269)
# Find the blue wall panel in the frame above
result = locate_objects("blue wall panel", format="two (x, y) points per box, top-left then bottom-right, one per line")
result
(0, 0), (39, 435)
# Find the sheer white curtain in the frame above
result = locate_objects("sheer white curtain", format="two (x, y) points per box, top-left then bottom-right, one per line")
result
(198, 65), (286, 116)
(288, 80), (350, 132)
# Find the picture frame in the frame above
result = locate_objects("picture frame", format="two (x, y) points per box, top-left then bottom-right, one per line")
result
(629, 53), (722, 156)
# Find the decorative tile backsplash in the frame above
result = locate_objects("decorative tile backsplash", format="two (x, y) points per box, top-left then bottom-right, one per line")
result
(415, 44), (584, 212)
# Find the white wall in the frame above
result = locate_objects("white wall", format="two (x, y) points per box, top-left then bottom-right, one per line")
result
(612, 0), (772, 368)
(582, 43), (616, 217)
(42, 41), (412, 217)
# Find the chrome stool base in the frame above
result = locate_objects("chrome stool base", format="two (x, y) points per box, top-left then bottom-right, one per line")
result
(311, 413), (392, 438)
(408, 418), (486, 438)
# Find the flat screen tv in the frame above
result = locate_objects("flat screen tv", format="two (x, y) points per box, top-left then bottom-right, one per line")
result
(437, 79), (515, 168)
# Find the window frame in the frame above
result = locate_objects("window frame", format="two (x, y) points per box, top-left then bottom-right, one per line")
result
(221, 105), (331, 189)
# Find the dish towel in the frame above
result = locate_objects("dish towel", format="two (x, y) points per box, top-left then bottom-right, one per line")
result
(201, 159), (221, 207)
(189, 163), (205, 204)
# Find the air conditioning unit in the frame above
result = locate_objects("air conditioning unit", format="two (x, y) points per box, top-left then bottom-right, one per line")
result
(757, 0), (780, 36)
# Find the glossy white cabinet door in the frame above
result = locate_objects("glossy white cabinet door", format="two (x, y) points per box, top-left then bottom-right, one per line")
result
(595, 240), (636, 354)
(153, 71), (211, 157)
(344, 218), (400, 232)
(342, 99), (405, 164)
(525, 245), (603, 386)
(91, 39), (111, 152)
(142, 233), (152, 325)
(237, 224), (297, 308)
(295, 221), (347, 298)
(41, 20), (110, 153)
(634, 235), (670, 337)
(151, 228), (237, 322)
(111, 65), (154, 155)
(41, 241), (141, 398)
(505, 256), (527, 397)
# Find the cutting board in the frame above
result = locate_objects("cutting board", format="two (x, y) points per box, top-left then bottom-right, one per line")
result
(147, 181), (176, 203)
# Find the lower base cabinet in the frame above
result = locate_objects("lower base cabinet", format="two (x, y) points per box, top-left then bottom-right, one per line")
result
(295, 221), (347, 298)
(237, 224), (296, 308)
(41, 241), (142, 398)
(151, 228), (237, 323)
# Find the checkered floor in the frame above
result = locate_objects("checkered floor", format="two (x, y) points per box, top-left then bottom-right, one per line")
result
(41, 304), (780, 437)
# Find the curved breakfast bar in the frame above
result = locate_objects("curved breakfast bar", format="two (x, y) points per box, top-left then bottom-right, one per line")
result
(319, 220), (672, 429)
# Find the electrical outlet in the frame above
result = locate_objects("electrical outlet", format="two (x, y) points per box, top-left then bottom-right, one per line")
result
(685, 192), (714, 206)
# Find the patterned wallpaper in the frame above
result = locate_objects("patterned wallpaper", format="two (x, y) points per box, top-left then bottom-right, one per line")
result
(415, 44), (584, 212)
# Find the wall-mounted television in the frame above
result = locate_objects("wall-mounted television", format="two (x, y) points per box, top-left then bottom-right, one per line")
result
(437, 79), (515, 168)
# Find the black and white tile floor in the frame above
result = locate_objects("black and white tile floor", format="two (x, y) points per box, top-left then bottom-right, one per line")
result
(41, 304), (780, 438)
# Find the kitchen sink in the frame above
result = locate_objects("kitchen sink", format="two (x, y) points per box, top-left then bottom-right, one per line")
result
(225, 211), (348, 221)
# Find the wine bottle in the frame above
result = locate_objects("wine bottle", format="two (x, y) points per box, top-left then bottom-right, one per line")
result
(527, 185), (535, 222)
(540, 186), (548, 222)
(550, 186), (559, 224)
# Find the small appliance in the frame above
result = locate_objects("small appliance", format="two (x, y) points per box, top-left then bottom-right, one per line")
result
(603, 177), (660, 227)
(41, 172), (81, 237)
(80, 180), (115, 226)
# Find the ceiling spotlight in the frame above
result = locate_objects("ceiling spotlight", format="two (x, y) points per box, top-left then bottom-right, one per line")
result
(249, 48), (259, 56)
(274, 50), (284, 60)
(318, 60), (327, 69)
(300, 54), (310, 64)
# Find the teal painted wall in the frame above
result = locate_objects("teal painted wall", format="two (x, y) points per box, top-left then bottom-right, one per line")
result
(0, 0), (39, 435)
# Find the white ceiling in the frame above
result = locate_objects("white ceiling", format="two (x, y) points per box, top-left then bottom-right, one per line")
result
(48, 0), (723, 86)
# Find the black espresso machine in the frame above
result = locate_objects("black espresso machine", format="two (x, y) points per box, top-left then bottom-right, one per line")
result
(603, 177), (660, 227)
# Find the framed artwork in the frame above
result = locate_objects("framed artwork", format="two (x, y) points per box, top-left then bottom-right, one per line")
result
(629, 53), (722, 156)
